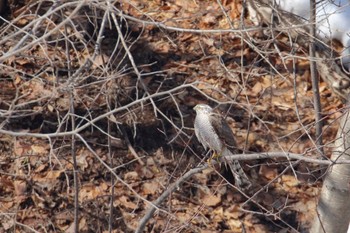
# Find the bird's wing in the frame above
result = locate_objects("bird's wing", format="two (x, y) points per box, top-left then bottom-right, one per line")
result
(194, 119), (207, 150)
(209, 113), (239, 153)
(210, 112), (250, 190)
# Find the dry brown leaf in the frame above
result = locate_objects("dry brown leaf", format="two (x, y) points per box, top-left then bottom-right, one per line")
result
(282, 175), (300, 187)
(175, 0), (198, 12)
(153, 40), (171, 53)
(14, 141), (25, 156)
(33, 170), (62, 191)
(15, 58), (31, 66)
(92, 54), (110, 68)
(139, 166), (155, 179)
(193, 173), (208, 184)
(252, 81), (263, 94)
(79, 184), (107, 201)
(202, 38), (214, 46)
(45, 170), (62, 179)
(202, 13), (217, 25)
(31, 145), (47, 154)
(47, 104), (54, 112)
(25, 79), (52, 100)
(76, 153), (89, 171)
(1, 177), (14, 191)
(142, 181), (160, 195)
(223, 206), (241, 220)
(14, 75), (22, 85)
(155, 148), (173, 165)
(202, 194), (221, 207)
(259, 165), (278, 180)
(176, 212), (192, 222)
(2, 219), (14, 230)
(227, 219), (242, 230)
(56, 96), (70, 111)
(14, 180), (27, 203)
(14, 180), (27, 196)
(116, 196), (138, 210)
(124, 171), (139, 181)
(227, 0), (242, 19)
(34, 164), (46, 173)
(292, 200), (317, 223)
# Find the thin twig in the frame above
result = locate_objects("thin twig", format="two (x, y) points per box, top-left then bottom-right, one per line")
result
(69, 88), (79, 233)
(119, 125), (145, 166)
(107, 113), (115, 233)
(135, 164), (209, 233)
(309, 0), (324, 157)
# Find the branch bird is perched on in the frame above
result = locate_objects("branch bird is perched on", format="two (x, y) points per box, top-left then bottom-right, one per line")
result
(193, 104), (251, 189)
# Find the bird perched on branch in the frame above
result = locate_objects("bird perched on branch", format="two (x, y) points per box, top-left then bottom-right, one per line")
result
(193, 104), (251, 190)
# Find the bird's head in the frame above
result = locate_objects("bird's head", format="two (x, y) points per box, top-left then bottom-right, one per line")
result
(193, 104), (213, 114)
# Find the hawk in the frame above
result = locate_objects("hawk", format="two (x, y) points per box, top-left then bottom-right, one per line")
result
(193, 104), (251, 189)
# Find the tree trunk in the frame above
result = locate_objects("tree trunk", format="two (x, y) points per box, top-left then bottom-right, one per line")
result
(310, 108), (350, 233)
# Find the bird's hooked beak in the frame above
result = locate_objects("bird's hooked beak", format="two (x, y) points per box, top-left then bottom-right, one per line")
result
(194, 104), (210, 112)
(193, 104), (202, 111)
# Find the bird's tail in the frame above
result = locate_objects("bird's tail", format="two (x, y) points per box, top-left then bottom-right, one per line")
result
(222, 148), (252, 190)
(228, 160), (252, 190)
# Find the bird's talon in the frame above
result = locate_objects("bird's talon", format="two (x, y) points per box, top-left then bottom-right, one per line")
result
(206, 152), (222, 168)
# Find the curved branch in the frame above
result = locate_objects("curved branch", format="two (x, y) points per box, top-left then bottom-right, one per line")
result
(136, 151), (350, 232)
(135, 164), (209, 233)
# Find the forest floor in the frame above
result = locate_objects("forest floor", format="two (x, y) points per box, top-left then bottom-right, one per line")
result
(0, 0), (346, 232)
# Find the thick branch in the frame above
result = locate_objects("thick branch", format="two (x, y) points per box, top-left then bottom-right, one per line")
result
(136, 151), (350, 232)
(135, 164), (209, 233)
(311, 109), (350, 233)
